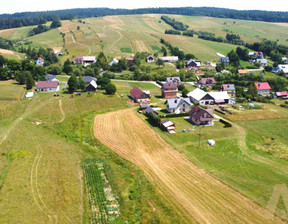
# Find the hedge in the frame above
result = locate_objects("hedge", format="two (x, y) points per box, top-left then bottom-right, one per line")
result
(214, 109), (225, 115)
(156, 80), (163, 87)
(159, 112), (189, 118)
(280, 104), (288, 109)
(219, 119), (232, 128)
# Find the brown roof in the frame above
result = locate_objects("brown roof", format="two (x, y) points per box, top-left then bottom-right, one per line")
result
(130, 86), (149, 99)
(189, 106), (214, 120)
(162, 82), (178, 89)
(199, 77), (216, 85)
(37, 81), (59, 88)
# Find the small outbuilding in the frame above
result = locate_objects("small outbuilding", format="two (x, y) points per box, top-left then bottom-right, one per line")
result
(86, 80), (97, 92)
(160, 119), (176, 133)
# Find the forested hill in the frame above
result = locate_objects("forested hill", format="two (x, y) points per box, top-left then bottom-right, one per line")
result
(1, 7), (288, 30)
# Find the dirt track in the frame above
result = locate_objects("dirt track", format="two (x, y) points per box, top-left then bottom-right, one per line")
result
(94, 109), (285, 224)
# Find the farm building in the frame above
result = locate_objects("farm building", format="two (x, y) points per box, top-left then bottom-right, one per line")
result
(161, 83), (178, 99)
(282, 57), (288, 64)
(109, 58), (119, 66)
(209, 91), (232, 104)
(146, 55), (156, 63)
(166, 77), (181, 86)
(198, 77), (216, 87)
(45, 74), (58, 82)
(36, 57), (44, 66)
(159, 56), (179, 63)
(160, 119), (176, 133)
(189, 106), (214, 126)
(165, 97), (193, 113)
(130, 86), (150, 104)
(83, 76), (97, 84)
(86, 80), (97, 92)
(220, 84), (236, 98)
(74, 55), (96, 65)
(145, 106), (158, 115)
(255, 82), (271, 95)
(37, 81), (59, 92)
(275, 91), (287, 98)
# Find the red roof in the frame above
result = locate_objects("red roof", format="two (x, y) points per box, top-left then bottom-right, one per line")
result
(255, 82), (271, 90)
(127, 57), (134, 61)
(37, 81), (59, 88)
(276, 91), (287, 97)
(130, 86), (148, 99)
(38, 57), (44, 62)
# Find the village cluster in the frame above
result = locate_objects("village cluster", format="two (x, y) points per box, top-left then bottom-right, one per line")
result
(28, 50), (288, 135)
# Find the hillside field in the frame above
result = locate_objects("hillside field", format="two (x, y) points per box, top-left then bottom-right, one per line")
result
(1, 14), (288, 63)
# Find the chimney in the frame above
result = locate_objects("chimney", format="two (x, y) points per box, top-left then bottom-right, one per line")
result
(174, 99), (177, 103)
(258, 83), (260, 87)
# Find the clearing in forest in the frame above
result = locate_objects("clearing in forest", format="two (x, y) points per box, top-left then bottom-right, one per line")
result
(94, 108), (284, 224)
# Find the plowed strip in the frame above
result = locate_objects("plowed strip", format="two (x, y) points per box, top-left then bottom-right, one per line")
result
(94, 109), (284, 224)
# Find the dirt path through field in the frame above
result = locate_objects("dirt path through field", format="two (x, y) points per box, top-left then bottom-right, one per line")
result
(135, 40), (150, 52)
(57, 99), (65, 123)
(94, 109), (284, 224)
(71, 35), (91, 55)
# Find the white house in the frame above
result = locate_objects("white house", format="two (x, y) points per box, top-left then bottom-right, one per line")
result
(255, 82), (271, 95)
(36, 57), (44, 66)
(159, 56), (178, 63)
(272, 64), (288, 75)
(146, 55), (156, 63)
(165, 97), (193, 113)
(109, 58), (119, 66)
(187, 88), (232, 105)
(37, 81), (60, 92)
(256, 58), (268, 66)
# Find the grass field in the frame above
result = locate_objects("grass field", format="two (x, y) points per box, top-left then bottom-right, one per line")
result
(2, 14), (287, 63)
(0, 81), (187, 223)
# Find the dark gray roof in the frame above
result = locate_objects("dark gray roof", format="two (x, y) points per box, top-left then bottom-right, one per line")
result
(45, 75), (57, 81)
(145, 106), (157, 114)
(83, 76), (97, 83)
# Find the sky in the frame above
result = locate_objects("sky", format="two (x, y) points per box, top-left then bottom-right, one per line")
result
(1, 0), (287, 14)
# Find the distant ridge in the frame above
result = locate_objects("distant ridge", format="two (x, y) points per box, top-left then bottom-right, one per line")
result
(1, 7), (288, 30)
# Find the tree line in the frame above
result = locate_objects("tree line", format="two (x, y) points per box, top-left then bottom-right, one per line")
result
(2, 7), (288, 30)
(161, 16), (188, 31)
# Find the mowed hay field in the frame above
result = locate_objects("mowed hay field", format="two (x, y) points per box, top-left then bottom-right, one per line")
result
(94, 108), (284, 224)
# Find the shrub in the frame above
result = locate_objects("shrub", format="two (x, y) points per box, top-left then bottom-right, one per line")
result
(105, 83), (117, 94)
(219, 119), (232, 128)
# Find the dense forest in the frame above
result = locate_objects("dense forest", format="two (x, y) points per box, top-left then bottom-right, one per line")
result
(1, 7), (288, 30)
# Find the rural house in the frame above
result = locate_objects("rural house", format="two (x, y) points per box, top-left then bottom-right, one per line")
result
(74, 55), (83, 64)
(127, 57), (134, 66)
(188, 88), (232, 105)
(146, 55), (156, 63)
(220, 84), (236, 97)
(86, 80), (97, 92)
(83, 76), (97, 84)
(165, 97), (193, 113)
(189, 106), (214, 126)
(160, 119), (176, 133)
(166, 77), (181, 86)
(255, 82), (271, 95)
(130, 86), (150, 104)
(37, 81), (59, 92)
(45, 74), (58, 82)
(272, 64), (288, 76)
(218, 56), (229, 66)
(109, 58), (119, 66)
(36, 57), (44, 66)
(256, 58), (268, 66)
(251, 52), (264, 59)
(275, 91), (287, 99)
(198, 77), (216, 87)
(161, 83), (178, 99)
(186, 59), (201, 68)
(159, 56), (178, 63)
